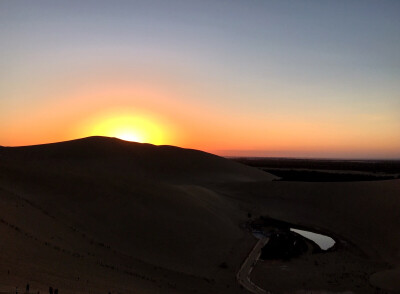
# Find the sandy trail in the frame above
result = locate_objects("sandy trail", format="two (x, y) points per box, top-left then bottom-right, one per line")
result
(237, 237), (270, 294)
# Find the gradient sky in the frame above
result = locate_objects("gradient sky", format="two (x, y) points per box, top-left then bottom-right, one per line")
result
(1, 0), (400, 158)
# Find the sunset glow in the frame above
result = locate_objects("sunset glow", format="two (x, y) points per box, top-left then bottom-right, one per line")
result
(79, 110), (172, 145)
(115, 132), (143, 143)
(1, 1), (400, 158)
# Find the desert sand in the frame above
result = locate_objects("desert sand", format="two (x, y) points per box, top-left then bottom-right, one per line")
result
(216, 179), (400, 293)
(0, 137), (399, 293)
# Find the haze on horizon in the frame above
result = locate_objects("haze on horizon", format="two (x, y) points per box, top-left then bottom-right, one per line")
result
(1, 0), (400, 159)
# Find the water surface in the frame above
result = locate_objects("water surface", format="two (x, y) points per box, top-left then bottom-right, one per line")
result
(290, 228), (335, 250)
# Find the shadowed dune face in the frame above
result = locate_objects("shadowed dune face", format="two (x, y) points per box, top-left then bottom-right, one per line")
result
(0, 137), (274, 293)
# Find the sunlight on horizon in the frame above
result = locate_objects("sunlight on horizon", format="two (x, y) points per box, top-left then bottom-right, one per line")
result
(115, 131), (143, 143)
(81, 110), (171, 145)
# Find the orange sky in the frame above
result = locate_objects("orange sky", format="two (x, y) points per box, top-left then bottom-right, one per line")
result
(1, 1), (400, 159)
(1, 78), (399, 159)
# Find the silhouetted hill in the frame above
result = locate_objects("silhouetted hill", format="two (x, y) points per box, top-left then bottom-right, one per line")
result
(0, 137), (275, 293)
(0, 136), (276, 184)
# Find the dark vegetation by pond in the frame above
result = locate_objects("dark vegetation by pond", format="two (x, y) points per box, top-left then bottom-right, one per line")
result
(251, 216), (292, 231)
(260, 231), (308, 261)
(250, 217), (331, 261)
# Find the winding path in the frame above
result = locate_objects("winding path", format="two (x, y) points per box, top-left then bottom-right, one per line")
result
(237, 237), (270, 294)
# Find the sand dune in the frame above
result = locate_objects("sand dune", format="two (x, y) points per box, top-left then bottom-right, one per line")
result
(0, 137), (273, 293)
(1, 137), (399, 293)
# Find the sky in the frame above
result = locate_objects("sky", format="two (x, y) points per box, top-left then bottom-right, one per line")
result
(1, 0), (400, 159)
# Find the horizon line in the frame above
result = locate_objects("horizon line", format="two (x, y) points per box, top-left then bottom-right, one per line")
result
(2, 136), (400, 161)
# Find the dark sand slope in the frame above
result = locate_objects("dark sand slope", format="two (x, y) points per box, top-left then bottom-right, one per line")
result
(0, 137), (275, 293)
(1, 137), (399, 293)
(218, 180), (400, 293)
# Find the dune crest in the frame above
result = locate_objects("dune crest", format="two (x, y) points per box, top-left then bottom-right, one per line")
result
(0, 137), (274, 293)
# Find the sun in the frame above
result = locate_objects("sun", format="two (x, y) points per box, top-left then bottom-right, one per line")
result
(115, 131), (143, 143)
(81, 110), (170, 145)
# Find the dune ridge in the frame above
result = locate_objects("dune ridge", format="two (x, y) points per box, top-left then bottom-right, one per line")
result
(0, 137), (274, 293)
